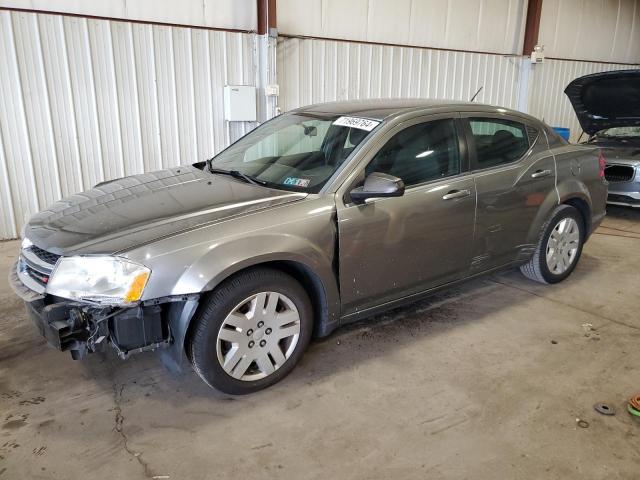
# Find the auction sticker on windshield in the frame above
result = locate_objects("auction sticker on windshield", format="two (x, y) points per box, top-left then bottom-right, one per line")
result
(333, 116), (380, 131)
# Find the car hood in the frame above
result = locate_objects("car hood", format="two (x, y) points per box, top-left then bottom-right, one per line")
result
(24, 166), (306, 255)
(564, 69), (640, 135)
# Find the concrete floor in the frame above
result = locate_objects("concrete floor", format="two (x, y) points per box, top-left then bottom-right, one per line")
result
(1, 207), (639, 480)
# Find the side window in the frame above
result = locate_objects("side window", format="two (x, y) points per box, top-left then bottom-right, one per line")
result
(469, 118), (530, 169)
(366, 119), (460, 187)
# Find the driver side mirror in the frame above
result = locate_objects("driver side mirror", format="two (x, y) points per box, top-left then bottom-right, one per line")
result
(350, 172), (405, 203)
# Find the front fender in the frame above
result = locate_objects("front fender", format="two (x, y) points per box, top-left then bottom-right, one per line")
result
(121, 198), (341, 371)
(174, 232), (338, 309)
(156, 232), (340, 374)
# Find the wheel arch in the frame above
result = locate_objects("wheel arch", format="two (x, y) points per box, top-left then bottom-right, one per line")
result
(524, 183), (594, 255)
(266, 260), (334, 338)
(562, 196), (591, 239)
(555, 176), (593, 227)
(205, 259), (335, 338)
(181, 256), (339, 355)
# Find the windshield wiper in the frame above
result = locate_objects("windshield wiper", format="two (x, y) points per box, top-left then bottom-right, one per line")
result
(205, 159), (267, 186)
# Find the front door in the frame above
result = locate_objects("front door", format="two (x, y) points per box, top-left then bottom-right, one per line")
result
(337, 117), (477, 315)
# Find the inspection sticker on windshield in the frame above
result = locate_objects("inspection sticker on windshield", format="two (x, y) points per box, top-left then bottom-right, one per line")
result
(333, 116), (380, 131)
(283, 177), (311, 187)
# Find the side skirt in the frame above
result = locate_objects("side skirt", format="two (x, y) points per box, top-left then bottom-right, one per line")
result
(337, 260), (523, 326)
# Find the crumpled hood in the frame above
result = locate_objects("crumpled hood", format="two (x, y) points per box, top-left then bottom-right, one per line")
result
(24, 166), (306, 255)
(564, 69), (640, 135)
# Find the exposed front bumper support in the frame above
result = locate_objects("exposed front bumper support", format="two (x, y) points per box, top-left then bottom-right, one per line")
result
(27, 300), (95, 358)
(9, 261), (200, 364)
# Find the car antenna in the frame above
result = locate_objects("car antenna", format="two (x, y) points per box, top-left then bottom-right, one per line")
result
(470, 86), (483, 102)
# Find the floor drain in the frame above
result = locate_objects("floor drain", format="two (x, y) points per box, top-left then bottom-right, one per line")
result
(576, 419), (590, 428)
(594, 403), (615, 416)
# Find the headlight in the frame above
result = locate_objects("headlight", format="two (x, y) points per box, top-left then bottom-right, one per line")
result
(47, 256), (151, 305)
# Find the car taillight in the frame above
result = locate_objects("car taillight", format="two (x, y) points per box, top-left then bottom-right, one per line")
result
(598, 150), (606, 179)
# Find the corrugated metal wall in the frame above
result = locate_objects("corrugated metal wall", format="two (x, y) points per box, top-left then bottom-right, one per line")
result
(277, 37), (525, 112)
(538, 0), (640, 64)
(277, 36), (639, 143)
(528, 59), (640, 140)
(0, 10), (257, 239)
(278, 0), (527, 55)
(0, 0), (257, 31)
(2, 8), (640, 240)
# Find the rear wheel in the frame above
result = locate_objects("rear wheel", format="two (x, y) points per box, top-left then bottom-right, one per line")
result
(520, 205), (585, 284)
(188, 268), (313, 394)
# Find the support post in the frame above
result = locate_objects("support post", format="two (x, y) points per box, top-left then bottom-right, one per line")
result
(522, 0), (543, 56)
(256, 0), (278, 123)
(517, 58), (531, 113)
(257, 0), (277, 35)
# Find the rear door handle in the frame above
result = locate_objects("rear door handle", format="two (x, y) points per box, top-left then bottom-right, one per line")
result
(531, 169), (552, 179)
(442, 189), (471, 200)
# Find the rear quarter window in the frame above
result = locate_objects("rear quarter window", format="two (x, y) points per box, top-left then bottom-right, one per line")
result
(525, 125), (540, 145)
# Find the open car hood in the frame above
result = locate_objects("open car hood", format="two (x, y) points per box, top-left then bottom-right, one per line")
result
(564, 69), (640, 135)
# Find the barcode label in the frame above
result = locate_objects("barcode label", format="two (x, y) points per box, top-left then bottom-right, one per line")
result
(333, 116), (381, 131)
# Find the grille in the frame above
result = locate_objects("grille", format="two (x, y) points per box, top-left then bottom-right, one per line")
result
(19, 245), (59, 289)
(23, 262), (51, 285)
(604, 164), (635, 182)
(17, 254), (51, 289)
(28, 245), (61, 265)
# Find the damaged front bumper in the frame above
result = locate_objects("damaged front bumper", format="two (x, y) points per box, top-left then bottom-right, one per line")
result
(9, 261), (199, 369)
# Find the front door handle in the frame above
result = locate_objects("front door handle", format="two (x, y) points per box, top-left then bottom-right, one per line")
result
(531, 169), (552, 179)
(442, 189), (471, 200)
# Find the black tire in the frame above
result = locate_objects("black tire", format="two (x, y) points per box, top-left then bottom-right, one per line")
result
(188, 268), (313, 395)
(520, 204), (585, 284)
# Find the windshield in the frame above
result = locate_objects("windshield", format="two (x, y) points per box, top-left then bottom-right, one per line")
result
(595, 126), (640, 138)
(209, 113), (379, 193)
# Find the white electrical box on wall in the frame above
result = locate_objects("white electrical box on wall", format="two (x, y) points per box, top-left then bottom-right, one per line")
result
(265, 84), (280, 96)
(223, 85), (257, 121)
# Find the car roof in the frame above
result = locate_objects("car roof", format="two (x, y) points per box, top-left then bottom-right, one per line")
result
(294, 98), (531, 122)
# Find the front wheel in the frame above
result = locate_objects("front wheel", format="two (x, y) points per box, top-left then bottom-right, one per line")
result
(188, 268), (313, 394)
(520, 205), (585, 284)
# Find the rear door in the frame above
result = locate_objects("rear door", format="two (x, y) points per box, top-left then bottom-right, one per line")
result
(461, 114), (556, 272)
(336, 115), (477, 315)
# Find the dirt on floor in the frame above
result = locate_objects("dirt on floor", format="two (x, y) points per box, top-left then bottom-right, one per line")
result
(1, 207), (639, 480)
